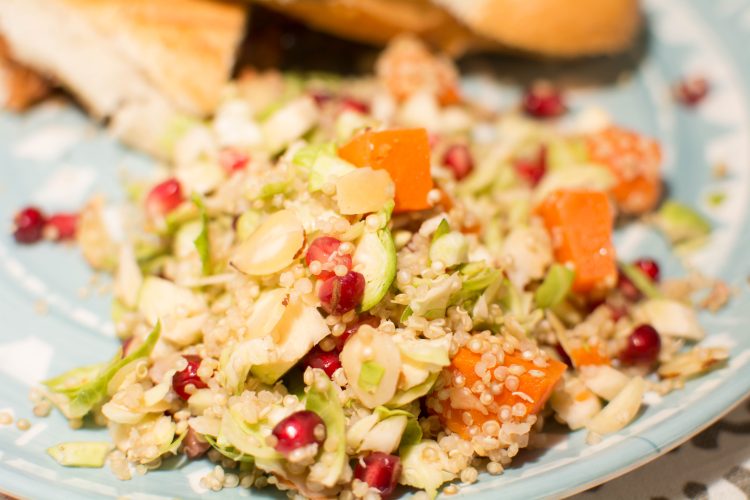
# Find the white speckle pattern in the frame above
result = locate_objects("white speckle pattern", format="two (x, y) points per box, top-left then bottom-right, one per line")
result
(5, 458), (58, 481)
(30, 164), (97, 209)
(0, 337), (53, 386)
(62, 477), (117, 496)
(13, 126), (84, 162)
(14, 422), (48, 447)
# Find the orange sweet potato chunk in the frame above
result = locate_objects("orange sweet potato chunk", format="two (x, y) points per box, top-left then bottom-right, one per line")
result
(538, 189), (617, 294)
(338, 128), (434, 212)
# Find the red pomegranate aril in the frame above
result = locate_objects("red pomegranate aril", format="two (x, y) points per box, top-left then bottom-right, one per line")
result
(219, 148), (250, 174)
(303, 346), (342, 379)
(514, 147), (547, 187)
(306, 236), (353, 280)
(442, 144), (474, 181)
(13, 206), (46, 244)
(172, 355), (208, 400)
(341, 97), (370, 114)
(310, 90), (333, 107)
(617, 270), (641, 301)
(146, 178), (184, 218)
(46, 212), (78, 241)
(621, 324), (661, 365)
(354, 452), (402, 499)
(522, 82), (566, 118)
(674, 76), (709, 106)
(336, 316), (380, 351)
(634, 258), (660, 282)
(272, 410), (326, 455)
(319, 271), (365, 315)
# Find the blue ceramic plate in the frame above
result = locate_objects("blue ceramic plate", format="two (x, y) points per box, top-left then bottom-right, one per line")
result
(1, 0), (750, 498)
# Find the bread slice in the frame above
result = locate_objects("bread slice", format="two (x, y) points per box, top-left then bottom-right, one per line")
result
(253, 0), (480, 55)
(0, 37), (52, 111)
(433, 0), (641, 57)
(0, 0), (247, 153)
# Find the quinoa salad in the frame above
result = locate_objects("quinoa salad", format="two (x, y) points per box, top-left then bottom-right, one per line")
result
(11, 37), (730, 499)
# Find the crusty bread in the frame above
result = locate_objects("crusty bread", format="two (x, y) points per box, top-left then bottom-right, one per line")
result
(253, 0), (480, 56)
(0, 0), (247, 153)
(0, 37), (52, 111)
(256, 0), (640, 57)
(434, 0), (641, 57)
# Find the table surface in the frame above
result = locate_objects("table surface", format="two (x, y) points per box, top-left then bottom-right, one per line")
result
(575, 397), (750, 500)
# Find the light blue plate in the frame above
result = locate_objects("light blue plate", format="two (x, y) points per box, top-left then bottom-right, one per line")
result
(2, 0), (750, 498)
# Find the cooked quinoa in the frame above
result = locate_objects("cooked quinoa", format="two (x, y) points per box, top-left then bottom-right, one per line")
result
(34, 36), (727, 498)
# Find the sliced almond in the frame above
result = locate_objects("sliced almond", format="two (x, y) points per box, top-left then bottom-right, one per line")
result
(231, 209), (304, 276)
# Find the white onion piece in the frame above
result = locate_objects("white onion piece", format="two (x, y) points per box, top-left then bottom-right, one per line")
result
(341, 325), (401, 408)
(579, 365), (630, 401)
(586, 377), (645, 435)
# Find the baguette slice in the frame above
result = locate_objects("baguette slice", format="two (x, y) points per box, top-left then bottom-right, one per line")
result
(0, 37), (52, 111)
(0, 0), (247, 154)
(434, 0), (641, 57)
(253, 0), (480, 55)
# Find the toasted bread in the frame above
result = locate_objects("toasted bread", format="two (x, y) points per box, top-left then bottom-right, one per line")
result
(0, 36), (52, 111)
(434, 0), (641, 57)
(255, 0), (640, 57)
(0, 0), (247, 153)
(253, 0), (480, 55)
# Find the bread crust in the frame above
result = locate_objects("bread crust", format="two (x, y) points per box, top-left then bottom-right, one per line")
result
(62, 0), (247, 114)
(254, 0), (479, 55)
(0, 36), (51, 111)
(434, 0), (641, 57)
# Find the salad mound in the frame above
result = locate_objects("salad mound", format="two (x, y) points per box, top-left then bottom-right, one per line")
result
(25, 36), (728, 498)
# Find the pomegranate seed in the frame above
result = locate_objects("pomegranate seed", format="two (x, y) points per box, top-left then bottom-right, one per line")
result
(607, 302), (628, 322)
(310, 90), (333, 107)
(621, 324), (661, 365)
(46, 213), (78, 241)
(442, 144), (474, 181)
(336, 315), (380, 351)
(303, 346), (341, 379)
(146, 178), (184, 218)
(618, 258), (660, 301)
(172, 355), (208, 400)
(13, 206), (46, 244)
(354, 452), (401, 499)
(674, 76), (709, 106)
(318, 271), (365, 315)
(522, 82), (566, 118)
(634, 258), (660, 282)
(514, 146), (547, 186)
(272, 410), (326, 455)
(341, 97), (369, 114)
(306, 236), (352, 280)
(219, 148), (250, 174)
(617, 270), (641, 302)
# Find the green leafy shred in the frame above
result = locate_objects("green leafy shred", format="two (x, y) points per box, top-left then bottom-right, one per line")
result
(653, 200), (711, 248)
(620, 262), (664, 300)
(191, 194), (211, 275)
(450, 263), (502, 305)
(44, 322), (161, 419)
(358, 361), (385, 393)
(432, 219), (450, 243)
(535, 264), (575, 309)
(47, 442), (113, 468)
(305, 375), (346, 487)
